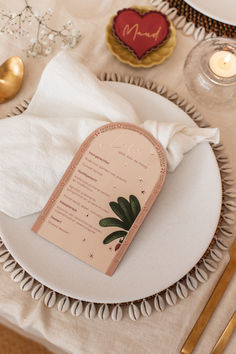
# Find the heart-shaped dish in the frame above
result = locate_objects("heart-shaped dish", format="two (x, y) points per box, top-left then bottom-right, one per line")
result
(113, 8), (170, 60)
(106, 7), (176, 68)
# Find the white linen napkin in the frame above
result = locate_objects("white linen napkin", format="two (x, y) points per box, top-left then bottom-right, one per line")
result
(0, 52), (219, 219)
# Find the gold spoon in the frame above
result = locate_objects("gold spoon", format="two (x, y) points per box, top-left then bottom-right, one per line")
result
(0, 56), (24, 104)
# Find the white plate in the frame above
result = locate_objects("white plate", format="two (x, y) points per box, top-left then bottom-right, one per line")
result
(0, 82), (222, 304)
(184, 0), (236, 26)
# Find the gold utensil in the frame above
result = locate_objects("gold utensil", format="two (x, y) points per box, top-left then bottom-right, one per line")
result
(211, 311), (236, 354)
(181, 239), (236, 354)
(0, 56), (24, 103)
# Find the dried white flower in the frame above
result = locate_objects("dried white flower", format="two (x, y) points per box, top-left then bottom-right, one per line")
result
(0, 0), (80, 58)
(44, 47), (52, 55)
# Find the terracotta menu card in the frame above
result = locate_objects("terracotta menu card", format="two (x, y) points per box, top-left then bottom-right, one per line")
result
(32, 123), (167, 276)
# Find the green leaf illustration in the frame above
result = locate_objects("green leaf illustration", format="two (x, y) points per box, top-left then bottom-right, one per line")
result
(99, 217), (129, 230)
(100, 194), (141, 246)
(103, 230), (127, 244)
(129, 195), (141, 219)
(109, 201), (130, 227)
(117, 197), (134, 225)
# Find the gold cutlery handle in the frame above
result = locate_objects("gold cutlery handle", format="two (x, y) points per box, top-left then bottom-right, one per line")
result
(181, 260), (236, 354)
(211, 311), (236, 354)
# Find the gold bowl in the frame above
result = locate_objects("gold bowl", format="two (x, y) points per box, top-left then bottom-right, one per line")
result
(0, 56), (24, 104)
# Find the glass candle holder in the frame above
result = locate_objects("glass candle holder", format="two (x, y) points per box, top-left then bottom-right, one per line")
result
(183, 37), (236, 111)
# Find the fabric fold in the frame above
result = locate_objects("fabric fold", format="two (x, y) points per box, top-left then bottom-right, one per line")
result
(0, 52), (219, 218)
(141, 121), (219, 171)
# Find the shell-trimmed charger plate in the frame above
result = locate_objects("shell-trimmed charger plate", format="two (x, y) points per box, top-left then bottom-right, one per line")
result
(0, 81), (223, 304)
(1, 75), (235, 320)
(105, 6), (177, 68)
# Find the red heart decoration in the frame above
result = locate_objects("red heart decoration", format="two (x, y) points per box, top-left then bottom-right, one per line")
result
(113, 9), (170, 60)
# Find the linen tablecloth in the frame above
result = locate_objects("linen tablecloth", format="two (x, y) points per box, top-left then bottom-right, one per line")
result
(0, 1), (235, 353)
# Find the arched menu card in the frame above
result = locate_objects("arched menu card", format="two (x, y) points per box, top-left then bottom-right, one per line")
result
(32, 123), (167, 276)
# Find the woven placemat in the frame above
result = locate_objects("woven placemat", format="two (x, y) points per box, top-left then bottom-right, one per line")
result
(0, 323), (52, 354)
(166, 0), (236, 38)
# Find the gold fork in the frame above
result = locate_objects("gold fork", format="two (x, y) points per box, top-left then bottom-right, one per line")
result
(181, 238), (236, 354)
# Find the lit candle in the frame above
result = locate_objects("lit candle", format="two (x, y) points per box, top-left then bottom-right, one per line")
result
(209, 51), (236, 78)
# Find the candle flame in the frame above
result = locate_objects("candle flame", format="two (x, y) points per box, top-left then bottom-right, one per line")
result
(223, 53), (231, 65)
